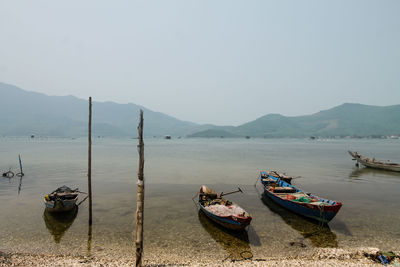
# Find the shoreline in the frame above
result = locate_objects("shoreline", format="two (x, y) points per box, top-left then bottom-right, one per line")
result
(1, 247), (396, 266)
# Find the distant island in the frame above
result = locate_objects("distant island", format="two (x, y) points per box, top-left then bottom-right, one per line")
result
(1, 82), (399, 138)
(189, 103), (400, 139)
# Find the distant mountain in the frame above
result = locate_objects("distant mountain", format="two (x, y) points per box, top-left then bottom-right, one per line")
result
(190, 103), (400, 138)
(2, 82), (399, 138)
(0, 82), (198, 137)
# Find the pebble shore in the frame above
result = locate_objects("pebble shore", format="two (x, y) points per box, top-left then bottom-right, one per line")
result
(1, 247), (397, 266)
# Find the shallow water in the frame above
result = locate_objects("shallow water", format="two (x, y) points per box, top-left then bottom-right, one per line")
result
(0, 137), (399, 261)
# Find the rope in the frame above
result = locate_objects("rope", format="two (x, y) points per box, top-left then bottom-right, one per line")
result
(192, 193), (199, 208)
(240, 251), (253, 260)
(77, 195), (89, 206)
(2, 170), (14, 178)
(253, 174), (260, 187)
(221, 251), (268, 263)
(302, 202), (327, 237)
(318, 202), (326, 228)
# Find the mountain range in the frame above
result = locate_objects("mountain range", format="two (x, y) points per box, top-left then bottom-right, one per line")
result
(1, 82), (399, 138)
(191, 103), (400, 138)
(0, 82), (197, 137)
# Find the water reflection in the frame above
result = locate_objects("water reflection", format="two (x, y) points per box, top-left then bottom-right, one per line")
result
(261, 193), (338, 247)
(17, 175), (23, 194)
(87, 224), (92, 256)
(349, 167), (400, 179)
(43, 206), (78, 243)
(198, 210), (254, 261)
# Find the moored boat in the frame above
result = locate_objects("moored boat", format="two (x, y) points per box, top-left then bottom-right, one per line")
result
(198, 185), (252, 230)
(44, 186), (79, 212)
(262, 170), (293, 184)
(348, 151), (400, 172)
(260, 171), (342, 223)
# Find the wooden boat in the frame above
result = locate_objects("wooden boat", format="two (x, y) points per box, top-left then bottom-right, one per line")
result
(348, 151), (400, 172)
(44, 186), (79, 212)
(260, 171), (342, 223)
(262, 170), (293, 184)
(198, 185), (252, 230)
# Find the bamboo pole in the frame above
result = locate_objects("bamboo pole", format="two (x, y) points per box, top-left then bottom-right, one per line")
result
(88, 97), (93, 225)
(18, 154), (24, 176)
(135, 110), (144, 267)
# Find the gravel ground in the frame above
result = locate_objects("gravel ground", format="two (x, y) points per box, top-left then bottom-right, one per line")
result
(1, 247), (398, 266)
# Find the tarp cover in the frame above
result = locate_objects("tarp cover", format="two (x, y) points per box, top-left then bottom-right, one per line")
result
(205, 204), (246, 217)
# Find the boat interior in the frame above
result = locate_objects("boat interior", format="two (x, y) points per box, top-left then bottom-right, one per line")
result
(261, 173), (338, 206)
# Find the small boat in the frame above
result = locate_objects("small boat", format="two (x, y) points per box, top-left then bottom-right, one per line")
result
(198, 185), (252, 230)
(44, 186), (79, 212)
(260, 171), (342, 223)
(262, 170), (293, 184)
(348, 151), (400, 172)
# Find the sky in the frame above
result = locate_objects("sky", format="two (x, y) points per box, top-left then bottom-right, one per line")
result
(0, 1), (399, 126)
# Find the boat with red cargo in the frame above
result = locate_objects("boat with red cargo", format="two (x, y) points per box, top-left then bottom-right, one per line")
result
(198, 185), (252, 230)
(260, 171), (342, 223)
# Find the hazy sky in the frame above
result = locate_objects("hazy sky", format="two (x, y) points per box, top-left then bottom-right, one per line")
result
(1, 1), (399, 125)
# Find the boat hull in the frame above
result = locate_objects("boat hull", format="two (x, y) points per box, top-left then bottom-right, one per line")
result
(198, 185), (252, 230)
(263, 191), (340, 223)
(349, 151), (400, 172)
(44, 198), (77, 213)
(260, 171), (342, 223)
(199, 205), (251, 230)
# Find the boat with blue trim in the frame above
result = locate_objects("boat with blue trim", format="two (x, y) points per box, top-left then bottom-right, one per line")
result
(260, 171), (342, 223)
(44, 185), (79, 213)
(198, 185), (252, 230)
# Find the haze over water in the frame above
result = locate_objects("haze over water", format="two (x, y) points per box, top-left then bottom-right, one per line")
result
(0, 137), (399, 261)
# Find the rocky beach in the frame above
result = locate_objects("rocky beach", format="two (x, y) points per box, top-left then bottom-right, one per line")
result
(1, 247), (398, 266)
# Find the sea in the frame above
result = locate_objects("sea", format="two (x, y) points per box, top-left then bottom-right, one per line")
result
(0, 137), (399, 262)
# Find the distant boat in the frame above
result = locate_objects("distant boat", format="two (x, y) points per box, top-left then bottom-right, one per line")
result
(198, 185), (252, 230)
(44, 186), (79, 212)
(348, 151), (400, 172)
(260, 171), (342, 223)
(164, 135), (171, 139)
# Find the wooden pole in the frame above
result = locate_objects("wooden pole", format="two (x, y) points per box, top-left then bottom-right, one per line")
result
(18, 154), (24, 176)
(135, 110), (144, 267)
(87, 224), (92, 256)
(88, 97), (93, 225)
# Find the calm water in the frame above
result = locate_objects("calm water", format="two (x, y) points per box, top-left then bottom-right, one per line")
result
(0, 137), (399, 262)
